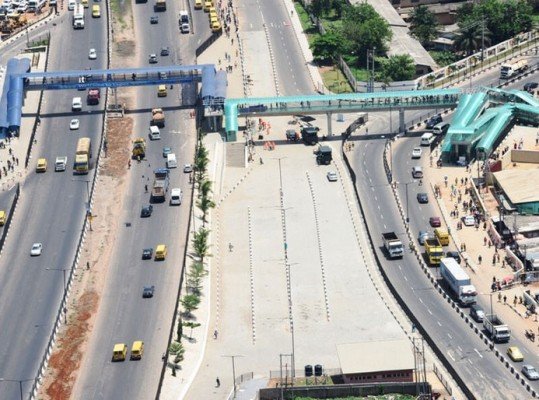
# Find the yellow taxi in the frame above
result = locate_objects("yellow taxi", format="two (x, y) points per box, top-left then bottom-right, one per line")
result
(36, 158), (47, 172)
(112, 343), (127, 361)
(81, 0), (88, 7)
(208, 6), (216, 16)
(507, 346), (524, 362)
(203, 0), (213, 12)
(157, 85), (167, 97)
(209, 15), (218, 26)
(211, 20), (222, 32)
(130, 341), (144, 360)
(155, 244), (167, 260)
(0, 210), (6, 226)
(194, 0), (202, 9)
(92, 4), (101, 17)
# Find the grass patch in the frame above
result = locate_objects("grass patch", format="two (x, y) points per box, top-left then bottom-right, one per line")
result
(294, 1), (319, 46)
(321, 66), (353, 93)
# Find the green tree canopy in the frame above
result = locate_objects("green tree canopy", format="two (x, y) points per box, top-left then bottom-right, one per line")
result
(341, 4), (392, 66)
(378, 54), (415, 82)
(311, 31), (344, 62)
(409, 5), (438, 46)
(454, 22), (490, 55)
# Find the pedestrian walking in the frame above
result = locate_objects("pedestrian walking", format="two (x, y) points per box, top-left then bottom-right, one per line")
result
(229, 242), (233, 252)
(145, 184), (148, 193)
(478, 255), (482, 264)
(498, 292), (502, 302)
(484, 237), (487, 246)
(214, 330), (218, 339)
(503, 295), (507, 304)
(216, 377), (220, 387)
(492, 255), (496, 266)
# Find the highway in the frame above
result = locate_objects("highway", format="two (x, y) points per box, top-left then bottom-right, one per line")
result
(351, 67), (539, 398)
(72, 0), (200, 398)
(0, 8), (107, 400)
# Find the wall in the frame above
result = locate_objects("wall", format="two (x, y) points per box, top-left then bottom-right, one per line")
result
(511, 149), (539, 164)
(343, 369), (414, 384)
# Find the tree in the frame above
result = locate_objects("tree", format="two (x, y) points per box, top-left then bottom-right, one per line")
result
(409, 5), (438, 46)
(196, 196), (215, 225)
(341, 4), (392, 66)
(379, 54), (415, 81)
(194, 143), (209, 183)
(181, 294), (201, 316)
(310, 0), (324, 17)
(199, 179), (213, 199)
(187, 261), (207, 295)
(183, 321), (202, 339)
(192, 227), (211, 261)
(311, 32), (344, 63)
(454, 22), (489, 55)
(168, 341), (185, 364)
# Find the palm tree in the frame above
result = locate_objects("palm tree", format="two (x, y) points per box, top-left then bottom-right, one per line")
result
(199, 179), (213, 199)
(181, 294), (201, 316)
(454, 22), (490, 56)
(192, 227), (211, 261)
(196, 196), (215, 225)
(182, 321), (202, 339)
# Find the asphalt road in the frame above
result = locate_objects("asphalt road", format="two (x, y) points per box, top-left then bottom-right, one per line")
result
(351, 67), (539, 398)
(72, 0), (200, 398)
(0, 8), (107, 400)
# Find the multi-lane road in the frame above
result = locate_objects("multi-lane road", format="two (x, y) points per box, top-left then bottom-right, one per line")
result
(0, 8), (107, 399)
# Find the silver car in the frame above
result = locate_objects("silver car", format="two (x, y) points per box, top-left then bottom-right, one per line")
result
(522, 365), (539, 380)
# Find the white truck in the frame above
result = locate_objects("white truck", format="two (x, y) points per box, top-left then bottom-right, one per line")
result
(440, 257), (477, 306)
(55, 156), (67, 172)
(382, 232), (404, 259)
(500, 59), (528, 79)
(483, 314), (511, 343)
(73, 4), (85, 29)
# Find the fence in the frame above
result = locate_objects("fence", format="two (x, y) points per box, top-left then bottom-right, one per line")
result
(0, 184), (20, 253)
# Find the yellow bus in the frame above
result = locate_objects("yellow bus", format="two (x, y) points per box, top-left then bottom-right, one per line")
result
(74, 137), (91, 174)
(92, 4), (100, 17)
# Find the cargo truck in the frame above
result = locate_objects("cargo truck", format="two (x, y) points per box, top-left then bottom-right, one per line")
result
(382, 232), (404, 259)
(500, 59), (528, 79)
(154, 0), (166, 11)
(484, 314), (511, 343)
(301, 126), (319, 145)
(151, 108), (165, 128)
(424, 238), (443, 265)
(74, 137), (91, 174)
(132, 138), (146, 159)
(150, 168), (169, 203)
(440, 257), (477, 306)
(73, 3), (84, 29)
(316, 146), (332, 165)
(87, 88), (100, 105)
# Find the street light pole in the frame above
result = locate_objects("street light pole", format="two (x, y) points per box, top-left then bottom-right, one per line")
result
(46, 268), (69, 323)
(0, 378), (35, 400)
(405, 182), (410, 224)
(222, 355), (243, 398)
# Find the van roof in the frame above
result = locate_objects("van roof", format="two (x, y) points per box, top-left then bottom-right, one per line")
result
(113, 343), (126, 351)
(156, 244), (166, 250)
(132, 340), (143, 349)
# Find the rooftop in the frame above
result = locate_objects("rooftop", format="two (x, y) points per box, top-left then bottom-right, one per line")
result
(493, 168), (539, 205)
(337, 339), (415, 374)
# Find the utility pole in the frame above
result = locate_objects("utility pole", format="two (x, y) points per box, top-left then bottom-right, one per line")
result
(367, 47), (376, 93)
(222, 355), (243, 398)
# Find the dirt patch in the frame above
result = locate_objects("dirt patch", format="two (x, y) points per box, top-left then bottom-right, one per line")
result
(102, 117), (133, 177)
(45, 290), (98, 400)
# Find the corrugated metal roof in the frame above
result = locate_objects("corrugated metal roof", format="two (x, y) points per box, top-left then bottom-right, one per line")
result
(494, 169), (539, 205)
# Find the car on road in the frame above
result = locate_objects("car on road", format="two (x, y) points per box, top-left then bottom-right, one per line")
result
(70, 119), (80, 130)
(417, 193), (428, 204)
(72, 97), (82, 111)
(462, 215), (475, 226)
(142, 248), (153, 260)
(88, 48), (97, 60)
(131, 341), (144, 360)
(160, 46), (170, 56)
(429, 217), (441, 227)
(142, 286), (155, 298)
(30, 243), (43, 256)
(0, 210), (6, 226)
(157, 84), (167, 97)
(327, 171), (338, 182)
(112, 343), (127, 362)
(55, 156), (67, 172)
(149, 54), (158, 64)
(412, 147), (422, 159)
(524, 82), (538, 93)
(36, 158), (47, 173)
(507, 346), (524, 362)
(470, 304), (485, 322)
(150, 15), (158, 24)
(522, 365), (539, 380)
(163, 147), (172, 158)
(445, 251), (461, 263)
(426, 114), (443, 129)
(194, 0), (202, 8)
(180, 22), (190, 33)
(211, 20), (222, 32)
(140, 205), (153, 218)
(183, 163), (193, 173)
(170, 188), (183, 205)
(418, 230), (431, 245)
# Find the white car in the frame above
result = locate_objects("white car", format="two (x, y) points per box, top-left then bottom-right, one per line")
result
(30, 243), (43, 256)
(462, 215), (475, 226)
(88, 48), (97, 60)
(327, 171), (338, 182)
(70, 119), (80, 130)
(412, 147), (422, 159)
(183, 164), (193, 173)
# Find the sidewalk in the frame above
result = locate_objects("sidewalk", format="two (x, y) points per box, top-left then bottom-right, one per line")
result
(424, 125), (539, 350)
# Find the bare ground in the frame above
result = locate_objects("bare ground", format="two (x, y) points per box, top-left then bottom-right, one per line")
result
(38, 0), (139, 396)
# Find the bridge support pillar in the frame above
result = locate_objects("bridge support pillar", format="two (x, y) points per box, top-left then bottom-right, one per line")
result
(326, 112), (332, 136)
(399, 108), (406, 133)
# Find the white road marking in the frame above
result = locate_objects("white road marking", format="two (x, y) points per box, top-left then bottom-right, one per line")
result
(419, 298), (424, 304)
(447, 351), (455, 362)
(448, 333), (453, 340)
(474, 348), (483, 358)
(436, 320), (441, 326)
(404, 276), (408, 282)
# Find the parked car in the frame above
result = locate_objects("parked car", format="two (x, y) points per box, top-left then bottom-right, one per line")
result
(426, 114), (443, 129)
(416, 193), (428, 204)
(522, 365), (539, 380)
(429, 217), (441, 227)
(470, 304), (484, 322)
(462, 215), (475, 226)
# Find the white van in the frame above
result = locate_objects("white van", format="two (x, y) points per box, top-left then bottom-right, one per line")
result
(68, 0), (76, 10)
(72, 97), (82, 111)
(433, 122), (450, 135)
(170, 188), (182, 205)
(167, 153), (177, 169)
(420, 132), (435, 146)
(149, 126), (161, 140)
(412, 166), (423, 179)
